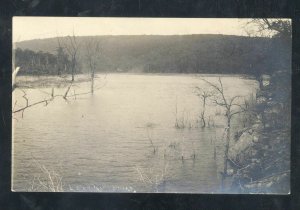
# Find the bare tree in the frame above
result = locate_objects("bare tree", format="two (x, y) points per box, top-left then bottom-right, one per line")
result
(56, 36), (69, 76)
(243, 19), (291, 91)
(245, 19), (291, 38)
(61, 30), (80, 82)
(85, 38), (101, 94)
(12, 35), (108, 118)
(201, 77), (245, 188)
(194, 87), (213, 127)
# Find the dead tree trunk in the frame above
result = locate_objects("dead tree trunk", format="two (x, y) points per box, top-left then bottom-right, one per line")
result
(71, 56), (76, 82)
(222, 115), (231, 187)
(85, 38), (101, 94)
(201, 77), (245, 189)
(194, 87), (213, 128)
(61, 30), (79, 82)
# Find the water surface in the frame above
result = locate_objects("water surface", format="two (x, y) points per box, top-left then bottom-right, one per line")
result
(12, 73), (257, 192)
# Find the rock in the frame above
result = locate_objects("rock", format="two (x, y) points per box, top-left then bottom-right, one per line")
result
(253, 134), (259, 143)
(252, 121), (264, 132)
(265, 123), (271, 128)
(251, 158), (260, 164)
(257, 96), (267, 104)
(251, 149), (258, 156)
(243, 172), (290, 193)
(263, 145), (269, 150)
(227, 169), (234, 176)
(257, 90), (273, 99)
(256, 114), (263, 121)
(229, 131), (255, 160)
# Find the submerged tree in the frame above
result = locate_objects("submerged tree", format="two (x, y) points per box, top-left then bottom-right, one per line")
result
(13, 37), (106, 117)
(85, 38), (101, 94)
(201, 77), (245, 188)
(61, 31), (80, 81)
(194, 87), (213, 128)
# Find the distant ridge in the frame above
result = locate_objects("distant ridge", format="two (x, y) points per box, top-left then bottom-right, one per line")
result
(15, 34), (289, 75)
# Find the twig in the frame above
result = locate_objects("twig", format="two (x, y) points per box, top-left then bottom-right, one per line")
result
(13, 98), (54, 114)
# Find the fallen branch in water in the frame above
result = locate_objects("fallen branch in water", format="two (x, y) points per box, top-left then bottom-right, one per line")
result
(13, 77), (107, 117)
(13, 88), (54, 117)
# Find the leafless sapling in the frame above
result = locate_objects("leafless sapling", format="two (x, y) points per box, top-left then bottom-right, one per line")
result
(194, 87), (213, 128)
(61, 30), (80, 82)
(85, 38), (101, 94)
(201, 77), (245, 188)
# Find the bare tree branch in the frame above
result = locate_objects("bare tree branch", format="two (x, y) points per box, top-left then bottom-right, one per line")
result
(199, 77), (249, 188)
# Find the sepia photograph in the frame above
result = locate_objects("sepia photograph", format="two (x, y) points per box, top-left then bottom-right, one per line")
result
(12, 17), (291, 193)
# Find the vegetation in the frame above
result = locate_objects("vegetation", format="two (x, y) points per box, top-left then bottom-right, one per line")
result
(228, 71), (290, 193)
(200, 78), (248, 188)
(14, 48), (70, 76)
(223, 19), (291, 193)
(194, 87), (213, 128)
(84, 38), (101, 94)
(13, 19), (291, 193)
(27, 156), (63, 192)
(15, 34), (290, 77)
(60, 32), (81, 81)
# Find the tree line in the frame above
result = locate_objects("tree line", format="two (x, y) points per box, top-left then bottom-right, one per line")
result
(14, 47), (72, 76)
(15, 32), (291, 78)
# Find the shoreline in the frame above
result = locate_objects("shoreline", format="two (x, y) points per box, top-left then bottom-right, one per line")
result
(15, 73), (257, 89)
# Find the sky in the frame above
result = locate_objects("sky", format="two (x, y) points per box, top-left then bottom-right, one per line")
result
(13, 17), (270, 42)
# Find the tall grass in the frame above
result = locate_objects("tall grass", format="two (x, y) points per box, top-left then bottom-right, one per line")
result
(28, 156), (63, 192)
(135, 162), (169, 192)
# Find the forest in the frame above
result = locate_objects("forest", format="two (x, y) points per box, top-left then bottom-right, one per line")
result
(15, 33), (290, 77)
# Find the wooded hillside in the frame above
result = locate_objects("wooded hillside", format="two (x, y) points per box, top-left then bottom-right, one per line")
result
(15, 34), (291, 75)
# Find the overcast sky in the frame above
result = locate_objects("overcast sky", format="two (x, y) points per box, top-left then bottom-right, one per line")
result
(13, 17), (268, 42)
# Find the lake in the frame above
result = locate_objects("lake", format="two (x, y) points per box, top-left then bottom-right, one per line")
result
(12, 73), (258, 193)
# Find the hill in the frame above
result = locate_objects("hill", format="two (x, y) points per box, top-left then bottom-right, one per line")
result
(15, 34), (290, 75)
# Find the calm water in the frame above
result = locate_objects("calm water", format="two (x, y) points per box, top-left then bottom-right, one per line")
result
(12, 74), (257, 193)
